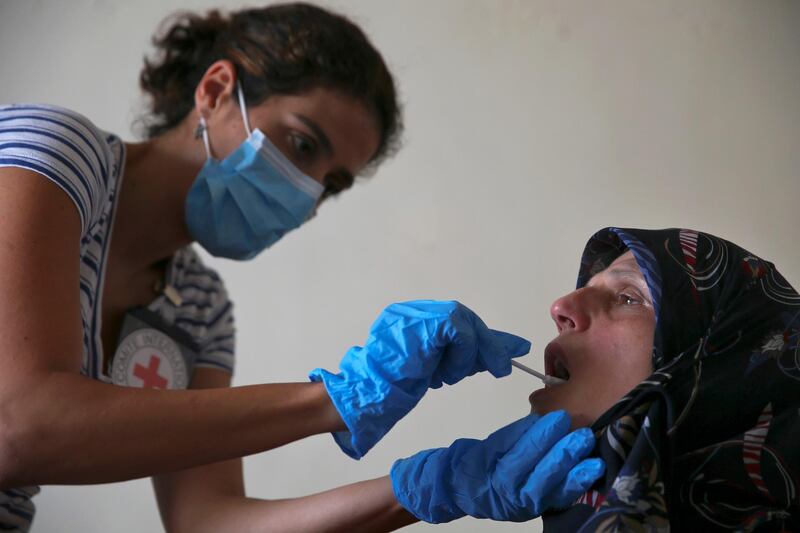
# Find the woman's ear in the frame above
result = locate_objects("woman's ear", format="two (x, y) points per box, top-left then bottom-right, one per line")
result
(194, 60), (237, 120)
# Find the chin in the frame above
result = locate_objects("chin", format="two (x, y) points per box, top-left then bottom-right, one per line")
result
(528, 386), (595, 430)
(528, 386), (557, 416)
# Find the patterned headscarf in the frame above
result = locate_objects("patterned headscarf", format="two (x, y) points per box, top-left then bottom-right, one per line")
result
(542, 228), (800, 532)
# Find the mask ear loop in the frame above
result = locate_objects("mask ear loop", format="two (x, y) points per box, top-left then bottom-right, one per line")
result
(196, 82), (249, 160)
(237, 81), (252, 136)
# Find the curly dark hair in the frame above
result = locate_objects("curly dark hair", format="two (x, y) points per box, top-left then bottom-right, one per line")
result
(138, 2), (401, 171)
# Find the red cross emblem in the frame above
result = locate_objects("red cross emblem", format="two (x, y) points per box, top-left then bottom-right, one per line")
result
(133, 355), (169, 389)
(112, 327), (188, 389)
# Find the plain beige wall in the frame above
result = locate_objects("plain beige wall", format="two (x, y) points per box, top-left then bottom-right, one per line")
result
(1, 1), (798, 531)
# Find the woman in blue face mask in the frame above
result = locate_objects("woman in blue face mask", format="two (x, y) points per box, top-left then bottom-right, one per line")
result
(0, 3), (603, 531)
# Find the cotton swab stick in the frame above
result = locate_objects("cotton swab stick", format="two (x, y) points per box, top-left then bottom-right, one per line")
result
(511, 360), (566, 386)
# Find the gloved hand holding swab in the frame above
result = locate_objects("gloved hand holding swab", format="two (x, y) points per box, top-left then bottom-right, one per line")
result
(511, 359), (566, 386)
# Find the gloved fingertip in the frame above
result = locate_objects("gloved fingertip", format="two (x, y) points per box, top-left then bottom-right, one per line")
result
(573, 458), (606, 488)
(518, 412), (542, 429)
(535, 457), (606, 511)
(573, 427), (597, 447)
(480, 332), (530, 378)
(488, 361), (512, 378)
(586, 458), (606, 477)
(512, 337), (532, 357)
(492, 331), (531, 357)
(541, 409), (571, 433)
(553, 427), (596, 463)
(492, 413), (541, 443)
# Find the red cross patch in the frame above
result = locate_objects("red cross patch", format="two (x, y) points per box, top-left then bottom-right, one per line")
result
(112, 328), (189, 389)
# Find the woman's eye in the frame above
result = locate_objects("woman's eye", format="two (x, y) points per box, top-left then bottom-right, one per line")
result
(617, 292), (642, 305)
(289, 133), (317, 160)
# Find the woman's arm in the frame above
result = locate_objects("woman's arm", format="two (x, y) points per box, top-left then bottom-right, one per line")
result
(182, 476), (416, 533)
(0, 168), (344, 488)
(159, 466), (415, 533)
(154, 369), (417, 533)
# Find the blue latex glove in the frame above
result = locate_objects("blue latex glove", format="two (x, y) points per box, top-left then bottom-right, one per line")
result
(390, 410), (605, 523)
(309, 300), (531, 459)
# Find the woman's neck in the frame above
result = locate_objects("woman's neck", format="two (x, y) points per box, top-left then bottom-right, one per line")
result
(113, 123), (205, 274)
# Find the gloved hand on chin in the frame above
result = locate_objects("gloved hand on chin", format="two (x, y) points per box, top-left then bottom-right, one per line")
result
(390, 410), (605, 523)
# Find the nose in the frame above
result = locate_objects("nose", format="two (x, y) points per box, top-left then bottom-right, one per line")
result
(550, 288), (591, 333)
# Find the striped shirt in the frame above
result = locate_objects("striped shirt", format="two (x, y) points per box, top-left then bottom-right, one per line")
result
(0, 104), (236, 531)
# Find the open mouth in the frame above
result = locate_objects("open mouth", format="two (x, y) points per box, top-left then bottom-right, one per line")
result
(545, 343), (571, 383)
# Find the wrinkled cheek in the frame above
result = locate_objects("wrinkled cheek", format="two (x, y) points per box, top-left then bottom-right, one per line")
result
(619, 341), (656, 385)
(563, 372), (620, 426)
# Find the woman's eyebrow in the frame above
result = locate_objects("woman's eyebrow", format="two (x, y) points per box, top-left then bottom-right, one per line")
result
(292, 113), (333, 156)
(589, 267), (643, 285)
(607, 268), (653, 299)
(606, 268), (644, 281)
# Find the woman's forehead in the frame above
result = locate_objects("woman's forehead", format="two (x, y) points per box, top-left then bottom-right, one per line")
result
(587, 250), (646, 286)
(610, 250), (636, 268)
(599, 249), (638, 274)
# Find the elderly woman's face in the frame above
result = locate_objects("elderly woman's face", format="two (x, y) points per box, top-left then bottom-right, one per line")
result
(530, 251), (656, 428)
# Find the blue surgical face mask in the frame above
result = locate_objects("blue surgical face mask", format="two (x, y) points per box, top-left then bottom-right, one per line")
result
(185, 83), (324, 260)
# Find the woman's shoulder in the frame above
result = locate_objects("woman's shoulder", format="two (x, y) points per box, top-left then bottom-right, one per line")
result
(0, 103), (124, 234)
(0, 102), (118, 152)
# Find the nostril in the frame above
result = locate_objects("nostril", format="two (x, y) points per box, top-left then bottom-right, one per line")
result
(551, 291), (584, 333)
(552, 303), (578, 333)
(558, 315), (576, 332)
